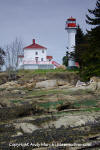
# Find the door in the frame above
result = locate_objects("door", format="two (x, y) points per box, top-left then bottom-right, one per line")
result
(35, 57), (38, 63)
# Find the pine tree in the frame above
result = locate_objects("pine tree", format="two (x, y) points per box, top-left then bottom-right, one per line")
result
(86, 0), (100, 25)
(82, 0), (100, 80)
(75, 25), (85, 46)
(75, 25), (85, 63)
(62, 55), (68, 67)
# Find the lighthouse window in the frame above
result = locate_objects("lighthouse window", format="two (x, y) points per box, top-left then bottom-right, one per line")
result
(68, 21), (75, 23)
(35, 51), (38, 55)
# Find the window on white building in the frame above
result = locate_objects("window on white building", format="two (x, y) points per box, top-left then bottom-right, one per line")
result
(35, 51), (38, 55)
(35, 57), (38, 63)
(42, 50), (44, 53)
(41, 58), (43, 61)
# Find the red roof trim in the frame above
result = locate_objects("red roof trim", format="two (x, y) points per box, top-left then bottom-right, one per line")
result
(23, 39), (47, 50)
(18, 55), (24, 58)
(47, 56), (53, 59)
(67, 17), (76, 21)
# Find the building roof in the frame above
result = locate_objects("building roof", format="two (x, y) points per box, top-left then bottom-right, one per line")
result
(67, 17), (76, 21)
(24, 39), (47, 50)
(46, 56), (53, 59)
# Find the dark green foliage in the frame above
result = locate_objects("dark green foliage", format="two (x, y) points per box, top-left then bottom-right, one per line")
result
(86, 0), (100, 25)
(81, 30), (100, 80)
(83, 0), (100, 80)
(67, 66), (79, 71)
(75, 0), (100, 80)
(75, 25), (85, 46)
(62, 55), (68, 66)
(74, 25), (86, 68)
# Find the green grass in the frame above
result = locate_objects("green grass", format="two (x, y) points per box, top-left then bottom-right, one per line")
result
(73, 99), (98, 107)
(61, 89), (94, 96)
(39, 101), (63, 109)
(25, 88), (93, 98)
(18, 68), (79, 76)
(46, 107), (100, 118)
(0, 88), (5, 91)
(10, 99), (22, 103)
(24, 89), (63, 98)
(18, 68), (65, 75)
(54, 107), (100, 116)
(80, 107), (100, 112)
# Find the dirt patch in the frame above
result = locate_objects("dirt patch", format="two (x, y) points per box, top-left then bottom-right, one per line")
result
(57, 102), (74, 111)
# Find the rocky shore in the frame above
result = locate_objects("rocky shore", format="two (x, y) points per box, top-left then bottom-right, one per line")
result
(0, 71), (100, 150)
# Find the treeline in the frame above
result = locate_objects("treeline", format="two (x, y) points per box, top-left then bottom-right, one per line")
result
(63, 0), (100, 80)
(0, 38), (23, 71)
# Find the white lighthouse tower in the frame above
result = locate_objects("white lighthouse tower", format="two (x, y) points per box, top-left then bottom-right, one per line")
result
(65, 17), (77, 67)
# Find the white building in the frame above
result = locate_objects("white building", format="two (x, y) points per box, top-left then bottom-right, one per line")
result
(18, 39), (59, 69)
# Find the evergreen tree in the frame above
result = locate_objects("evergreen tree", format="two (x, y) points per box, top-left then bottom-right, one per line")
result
(75, 25), (85, 68)
(86, 0), (100, 25)
(82, 0), (100, 80)
(62, 55), (68, 67)
(75, 25), (85, 46)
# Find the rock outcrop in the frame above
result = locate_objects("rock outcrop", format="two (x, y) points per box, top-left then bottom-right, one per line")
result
(0, 81), (20, 89)
(35, 80), (57, 89)
(0, 72), (100, 150)
(14, 123), (38, 133)
(75, 76), (100, 91)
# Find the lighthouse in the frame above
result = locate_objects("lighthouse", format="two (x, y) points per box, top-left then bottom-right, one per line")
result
(65, 17), (77, 67)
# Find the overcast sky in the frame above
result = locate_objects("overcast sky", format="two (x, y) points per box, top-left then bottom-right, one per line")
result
(0, 0), (96, 64)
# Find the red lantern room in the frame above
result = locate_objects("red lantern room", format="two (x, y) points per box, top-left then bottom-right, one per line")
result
(65, 17), (77, 29)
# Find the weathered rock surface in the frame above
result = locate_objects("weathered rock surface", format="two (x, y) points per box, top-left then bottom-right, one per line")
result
(22, 82), (36, 89)
(75, 76), (100, 91)
(90, 76), (100, 90)
(41, 113), (98, 129)
(11, 131), (23, 137)
(57, 79), (71, 86)
(0, 112), (100, 150)
(35, 80), (58, 89)
(0, 81), (20, 89)
(14, 122), (38, 133)
(0, 72), (100, 150)
(35, 79), (74, 89)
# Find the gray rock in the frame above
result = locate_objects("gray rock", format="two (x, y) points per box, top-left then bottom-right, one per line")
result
(0, 81), (20, 89)
(76, 80), (87, 87)
(43, 115), (96, 129)
(57, 79), (69, 86)
(35, 80), (57, 89)
(0, 105), (2, 108)
(75, 77), (100, 91)
(90, 77), (100, 90)
(11, 132), (23, 137)
(14, 123), (38, 133)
